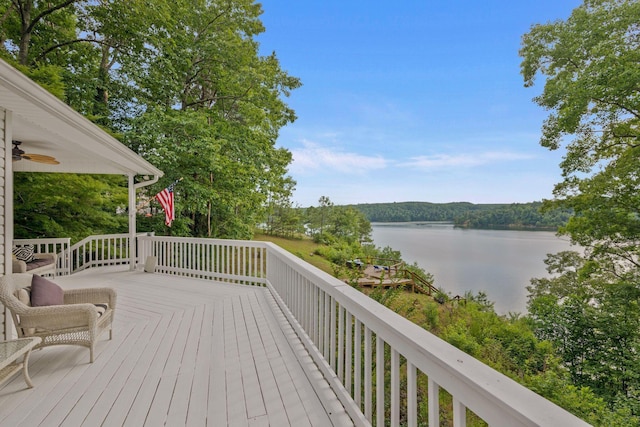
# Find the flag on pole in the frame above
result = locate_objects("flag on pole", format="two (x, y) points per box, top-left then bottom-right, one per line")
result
(155, 179), (180, 226)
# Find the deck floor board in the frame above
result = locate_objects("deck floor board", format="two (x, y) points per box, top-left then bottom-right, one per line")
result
(0, 268), (353, 427)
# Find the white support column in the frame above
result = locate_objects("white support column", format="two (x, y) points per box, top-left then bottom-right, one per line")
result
(128, 173), (135, 270)
(2, 109), (13, 340)
(132, 174), (159, 272)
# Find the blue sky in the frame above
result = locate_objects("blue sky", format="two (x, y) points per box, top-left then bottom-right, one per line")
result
(257, 1), (583, 207)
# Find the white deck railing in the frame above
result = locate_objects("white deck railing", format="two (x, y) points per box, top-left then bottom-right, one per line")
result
(137, 235), (266, 285)
(26, 234), (588, 426)
(263, 242), (589, 427)
(68, 233), (132, 273)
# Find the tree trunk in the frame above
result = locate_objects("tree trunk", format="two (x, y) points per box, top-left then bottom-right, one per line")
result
(17, 1), (32, 65)
(96, 44), (110, 101)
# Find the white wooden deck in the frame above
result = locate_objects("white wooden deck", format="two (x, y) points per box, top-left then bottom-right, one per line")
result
(0, 268), (354, 426)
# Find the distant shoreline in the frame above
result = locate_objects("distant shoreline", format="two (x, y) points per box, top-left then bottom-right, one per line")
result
(351, 201), (569, 230)
(370, 221), (559, 232)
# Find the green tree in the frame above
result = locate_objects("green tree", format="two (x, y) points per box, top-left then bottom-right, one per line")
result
(121, 0), (300, 238)
(521, 0), (640, 414)
(318, 195), (333, 236)
(14, 173), (128, 242)
(527, 252), (640, 415)
(0, 0), (81, 66)
(305, 196), (335, 242)
(520, 0), (640, 257)
(264, 177), (300, 238)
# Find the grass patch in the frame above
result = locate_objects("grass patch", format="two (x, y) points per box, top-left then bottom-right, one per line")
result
(252, 232), (335, 274)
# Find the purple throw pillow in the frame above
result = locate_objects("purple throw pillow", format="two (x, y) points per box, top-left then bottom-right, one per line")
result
(30, 274), (64, 306)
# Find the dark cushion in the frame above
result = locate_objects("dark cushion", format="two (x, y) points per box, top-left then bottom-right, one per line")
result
(13, 245), (35, 262)
(94, 303), (108, 317)
(30, 274), (64, 306)
(24, 258), (54, 271)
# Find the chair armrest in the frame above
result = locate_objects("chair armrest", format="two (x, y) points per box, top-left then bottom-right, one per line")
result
(12, 259), (27, 273)
(63, 287), (117, 310)
(18, 303), (98, 331)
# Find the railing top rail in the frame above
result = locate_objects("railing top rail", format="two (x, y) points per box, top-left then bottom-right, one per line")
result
(68, 233), (132, 251)
(14, 237), (71, 244)
(264, 242), (589, 426)
(138, 235), (267, 248)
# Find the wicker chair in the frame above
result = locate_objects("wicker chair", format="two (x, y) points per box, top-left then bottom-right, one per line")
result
(0, 274), (116, 363)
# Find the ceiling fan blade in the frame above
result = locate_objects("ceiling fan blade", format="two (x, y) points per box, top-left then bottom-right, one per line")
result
(23, 153), (60, 165)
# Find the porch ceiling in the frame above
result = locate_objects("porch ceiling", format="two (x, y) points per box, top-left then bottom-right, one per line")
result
(0, 59), (163, 177)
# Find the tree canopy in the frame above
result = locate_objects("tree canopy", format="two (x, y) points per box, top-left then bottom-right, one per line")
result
(521, 0), (640, 416)
(1, 0), (300, 240)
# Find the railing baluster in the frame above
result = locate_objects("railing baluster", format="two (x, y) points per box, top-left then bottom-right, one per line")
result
(181, 241), (185, 270)
(302, 279), (315, 336)
(354, 319), (362, 409)
(376, 336), (385, 426)
(312, 285), (318, 348)
(317, 289), (324, 354)
(338, 305), (345, 381)
(345, 311), (353, 394)
(330, 296), (337, 370)
(407, 362), (417, 427)
(244, 246), (248, 278)
(206, 242), (211, 274)
(297, 272), (302, 320)
(299, 276), (304, 329)
(429, 378), (439, 427)
(324, 292), (330, 360)
(391, 349), (400, 427)
(453, 397), (467, 427)
(364, 326), (372, 422)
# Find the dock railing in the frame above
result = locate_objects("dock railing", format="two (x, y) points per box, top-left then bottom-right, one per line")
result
(22, 234), (589, 426)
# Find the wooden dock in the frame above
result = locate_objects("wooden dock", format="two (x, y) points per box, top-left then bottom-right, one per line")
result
(342, 260), (441, 297)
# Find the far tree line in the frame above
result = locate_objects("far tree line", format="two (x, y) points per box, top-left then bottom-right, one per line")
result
(263, 199), (572, 239)
(350, 201), (571, 229)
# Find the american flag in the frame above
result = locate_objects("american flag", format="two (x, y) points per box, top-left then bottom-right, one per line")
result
(156, 180), (179, 226)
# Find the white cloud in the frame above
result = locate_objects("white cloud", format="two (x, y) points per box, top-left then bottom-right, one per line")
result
(402, 151), (535, 169)
(291, 140), (388, 174)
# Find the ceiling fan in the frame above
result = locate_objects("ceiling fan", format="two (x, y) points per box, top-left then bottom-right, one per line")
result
(12, 141), (59, 165)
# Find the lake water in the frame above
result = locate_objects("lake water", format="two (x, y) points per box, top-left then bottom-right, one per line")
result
(370, 222), (578, 314)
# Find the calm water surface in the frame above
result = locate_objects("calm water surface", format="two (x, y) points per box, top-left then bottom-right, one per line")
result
(370, 222), (577, 314)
